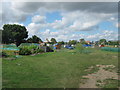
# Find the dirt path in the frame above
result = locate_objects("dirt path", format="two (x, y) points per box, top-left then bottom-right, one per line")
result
(79, 65), (118, 88)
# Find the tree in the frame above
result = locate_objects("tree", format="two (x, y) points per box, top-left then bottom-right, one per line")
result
(51, 38), (57, 44)
(95, 41), (99, 45)
(99, 39), (107, 45)
(108, 40), (119, 45)
(27, 38), (33, 43)
(27, 35), (43, 43)
(2, 28), (11, 44)
(2, 24), (28, 46)
(79, 38), (87, 44)
(58, 41), (65, 45)
(68, 40), (77, 45)
(32, 35), (43, 43)
(80, 38), (85, 42)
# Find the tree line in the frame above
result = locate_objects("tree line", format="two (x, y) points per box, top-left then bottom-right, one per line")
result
(0, 24), (60, 46)
(0, 24), (119, 46)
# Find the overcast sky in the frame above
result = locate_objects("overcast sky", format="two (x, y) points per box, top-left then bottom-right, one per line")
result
(1, 0), (119, 41)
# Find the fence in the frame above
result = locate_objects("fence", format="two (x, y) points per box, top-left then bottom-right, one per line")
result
(0, 45), (19, 51)
(101, 47), (120, 52)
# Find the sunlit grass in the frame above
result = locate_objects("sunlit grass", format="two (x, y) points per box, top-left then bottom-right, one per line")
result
(2, 48), (118, 88)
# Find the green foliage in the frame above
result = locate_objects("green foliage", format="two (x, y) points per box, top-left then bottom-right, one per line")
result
(2, 49), (118, 88)
(68, 40), (78, 45)
(108, 41), (119, 45)
(1, 50), (18, 58)
(19, 45), (44, 55)
(2, 50), (17, 56)
(95, 41), (99, 45)
(28, 45), (38, 50)
(27, 38), (33, 43)
(99, 39), (107, 45)
(2, 24), (28, 46)
(75, 43), (93, 54)
(35, 49), (44, 53)
(51, 38), (57, 44)
(58, 41), (65, 45)
(19, 47), (32, 55)
(98, 79), (120, 88)
(1, 51), (9, 57)
(75, 43), (85, 53)
(79, 39), (87, 44)
(27, 35), (43, 43)
(80, 38), (85, 42)
(19, 43), (33, 46)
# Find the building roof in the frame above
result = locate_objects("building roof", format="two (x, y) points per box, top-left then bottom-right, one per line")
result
(86, 41), (90, 43)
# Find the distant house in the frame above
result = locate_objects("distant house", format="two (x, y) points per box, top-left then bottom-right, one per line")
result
(39, 39), (54, 52)
(85, 41), (91, 44)
(39, 38), (51, 46)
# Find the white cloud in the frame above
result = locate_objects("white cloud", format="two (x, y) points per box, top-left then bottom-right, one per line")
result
(110, 17), (116, 21)
(1, 2), (118, 41)
(2, 2), (118, 25)
(49, 11), (113, 32)
(9, 22), (24, 26)
(32, 15), (46, 23)
(86, 30), (118, 41)
(27, 23), (41, 36)
(42, 29), (50, 35)
(25, 9), (117, 41)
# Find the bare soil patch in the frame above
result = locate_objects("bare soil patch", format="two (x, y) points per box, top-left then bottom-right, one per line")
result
(79, 65), (118, 88)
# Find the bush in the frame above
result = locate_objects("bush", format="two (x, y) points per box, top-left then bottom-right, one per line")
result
(0, 51), (9, 57)
(19, 45), (44, 55)
(19, 47), (32, 55)
(28, 45), (38, 50)
(75, 43), (85, 53)
(2, 50), (16, 55)
(36, 49), (44, 53)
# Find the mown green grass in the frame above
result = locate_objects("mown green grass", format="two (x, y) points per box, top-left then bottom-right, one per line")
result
(2, 48), (118, 88)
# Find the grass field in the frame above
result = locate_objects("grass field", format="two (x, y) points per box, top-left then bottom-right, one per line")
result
(2, 48), (119, 88)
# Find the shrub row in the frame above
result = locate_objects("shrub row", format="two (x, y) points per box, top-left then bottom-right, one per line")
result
(19, 45), (44, 55)
(0, 51), (9, 57)
(2, 50), (17, 55)
(75, 43), (93, 54)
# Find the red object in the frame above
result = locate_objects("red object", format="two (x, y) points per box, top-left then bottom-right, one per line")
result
(100, 45), (104, 47)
